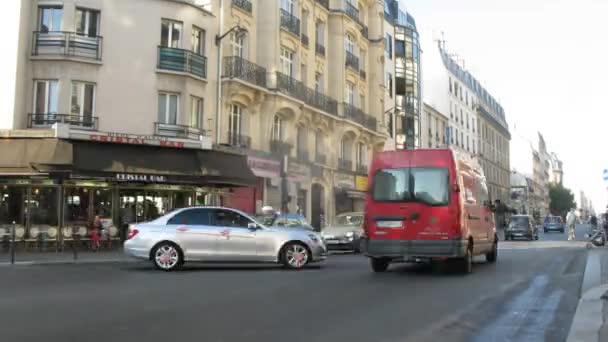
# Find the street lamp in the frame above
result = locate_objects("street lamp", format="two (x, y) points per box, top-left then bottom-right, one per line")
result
(214, 19), (248, 145)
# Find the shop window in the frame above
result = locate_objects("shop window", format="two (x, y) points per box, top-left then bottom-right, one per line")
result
(28, 187), (59, 241)
(0, 186), (27, 238)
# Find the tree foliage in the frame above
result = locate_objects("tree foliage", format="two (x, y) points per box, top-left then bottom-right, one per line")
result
(549, 183), (576, 217)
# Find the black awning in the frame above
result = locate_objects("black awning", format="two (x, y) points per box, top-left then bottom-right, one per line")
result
(0, 138), (73, 174)
(71, 141), (256, 187)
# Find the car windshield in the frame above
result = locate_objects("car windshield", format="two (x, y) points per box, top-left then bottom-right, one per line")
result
(372, 167), (449, 206)
(335, 214), (363, 226)
(254, 215), (276, 226)
(545, 216), (562, 224)
(510, 216), (529, 226)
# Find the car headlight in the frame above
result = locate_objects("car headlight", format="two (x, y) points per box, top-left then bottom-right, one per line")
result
(345, 231), (355, 238)
(307, 233), (320, 243)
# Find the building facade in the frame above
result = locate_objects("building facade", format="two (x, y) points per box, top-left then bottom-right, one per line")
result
(550, 152), (564, 185)
(383, 0), (421, 150)
(421, 103), (448, 149)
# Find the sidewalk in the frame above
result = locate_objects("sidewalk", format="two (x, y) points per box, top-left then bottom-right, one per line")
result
(567, 247), (608, 342)
(0, 248), (135, 265)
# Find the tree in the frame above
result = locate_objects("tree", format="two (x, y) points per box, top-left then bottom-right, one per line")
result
(549, 184), (576, 217)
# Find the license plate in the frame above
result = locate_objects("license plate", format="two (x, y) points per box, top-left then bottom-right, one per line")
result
(514, 233), (523, 236)
(377, 221), (403, 228)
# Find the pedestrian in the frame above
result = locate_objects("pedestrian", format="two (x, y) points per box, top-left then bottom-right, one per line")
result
(91, 215), (102, 251)
(566, 208), (578, 241)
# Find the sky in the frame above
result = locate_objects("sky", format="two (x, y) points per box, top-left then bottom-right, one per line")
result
(404, 0), (608, 212)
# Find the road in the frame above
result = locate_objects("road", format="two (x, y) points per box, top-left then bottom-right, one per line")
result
(0, 226), (592, 342)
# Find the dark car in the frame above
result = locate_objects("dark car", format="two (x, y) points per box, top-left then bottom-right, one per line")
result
(505, 215), (538, 241)
(543, 215), (565, 233)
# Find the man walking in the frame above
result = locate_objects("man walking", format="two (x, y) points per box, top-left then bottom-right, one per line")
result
(566, 208), (578, 241)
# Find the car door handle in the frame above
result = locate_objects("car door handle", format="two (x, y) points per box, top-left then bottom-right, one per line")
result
(468, 214), (480, 220)
(177, 227), (189, 232)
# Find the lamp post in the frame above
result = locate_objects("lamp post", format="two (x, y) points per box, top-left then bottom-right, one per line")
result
(214, 13), (248, 145)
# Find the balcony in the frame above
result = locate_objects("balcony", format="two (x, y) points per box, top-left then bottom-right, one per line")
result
(301, 34), (309, 47)
(316, 0), (329, 10)
(361, 26), (369, 39)
(356, 164), (368, 174)
(345, 51), (359, 71)
(315, 43), (326, 57)
(315, 153), (326, 165)
(343, 103), (377, 131)
(344, 1), (361, 24)
(276, 72), (338, 115)
(359, 69), (366, 80)
(228, 131), (251, 149)
(297, 149), (309, 161)
(270, 139), (292, 155)
(338, 158), (353, 171)
(231, 0), (252, 14)
(155, 122), (207, 140)
(28, 113), (98, 130)
(223, 56), (267, 88)
(32, 31), (103, 61)
(158, 46), (207, 79)
(280, 9), (301, 36)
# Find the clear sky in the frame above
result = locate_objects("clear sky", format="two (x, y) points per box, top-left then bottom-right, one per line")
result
(405, 0), (608, 212)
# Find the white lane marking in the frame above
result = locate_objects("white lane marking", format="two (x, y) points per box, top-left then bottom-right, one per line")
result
(499, 241), (587, 250)
(472, 275), (563, 342)
(581, 250), (601, 295)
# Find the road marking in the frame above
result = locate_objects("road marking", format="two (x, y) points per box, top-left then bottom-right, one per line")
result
(499, 241), (587, 250)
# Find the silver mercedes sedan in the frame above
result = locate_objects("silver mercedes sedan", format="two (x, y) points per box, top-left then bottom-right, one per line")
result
(124, 206), (328, 271)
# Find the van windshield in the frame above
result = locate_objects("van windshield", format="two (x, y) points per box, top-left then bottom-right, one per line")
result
(372, 168), (449, 206)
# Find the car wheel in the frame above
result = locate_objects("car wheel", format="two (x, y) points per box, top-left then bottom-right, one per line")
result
(486, 239), (498, 263)
(281, 242), (310, 270)
(371, 257), (390, 272)
(152, 242), (183, 271)
(456, 246), (473, 274)
(353, 239), (364, 254)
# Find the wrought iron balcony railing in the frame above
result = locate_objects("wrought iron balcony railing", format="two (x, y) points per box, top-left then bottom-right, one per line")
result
(32, 31), (103, 60)
(270, 139), (292, 155)
(280, 9), (301, 36)
(344, 1), (361, 24)
(343, 103), (377, 131)
(223, 56), (267, 88)
(158, 46), (207, 78)
(155, 122), (207, 140)
(232, 0), (252, 13)
(338, 158), (353, 171)
(357, 164), (368, 174)
(345, 51), (359, 71)
(315, 153), (327, 165)
(276, 72), (338, 115)
(228, 131), (251, 149)
(315, 43), (325, 57)
(28, 113), (99, 130)
(301, 34), (309, 47)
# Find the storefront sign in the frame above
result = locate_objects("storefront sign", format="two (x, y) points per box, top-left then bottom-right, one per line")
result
(115, 173), (167, 183)
(68, 129), (212, 150)
(247, 157), (280, 179)
(287, 162), (311, 183)
(355, 176), (368, 192)
(334, 173), (355, 189)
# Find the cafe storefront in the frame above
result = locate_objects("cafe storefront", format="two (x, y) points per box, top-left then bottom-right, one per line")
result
(0, 135), (256, 252)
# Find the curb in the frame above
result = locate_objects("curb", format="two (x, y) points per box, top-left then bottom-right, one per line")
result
(567, 250), (607, 342)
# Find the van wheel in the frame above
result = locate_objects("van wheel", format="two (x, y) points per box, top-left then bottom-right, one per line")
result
(455, 247), (473, 274)
(371, 258), (390, 272)
(486, 239), (497, 263)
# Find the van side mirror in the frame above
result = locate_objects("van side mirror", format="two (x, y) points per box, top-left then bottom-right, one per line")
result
(452, 184), (460, 193)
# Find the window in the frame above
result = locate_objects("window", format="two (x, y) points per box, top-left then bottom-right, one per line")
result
(301, 64), (307, 85)
(385, 33), (392, 58)
(315, 73), (323, 93)
(346, 82), (355, 105)
(315, 131), (324, 158)
(192, 26), (205, 55)
(466, 113), (469, 129)
(302, 9), (309, 36)
(161, 19), (182, 48)
(75, 8), (99, 37)
(460, 110), (463, 124)
(34, 80), (58, 114)
(230, 31), (244, 58)
(386, 72), (393, 98)
(272, 115), (284, 141)
(357, 142), (367, 168)
(450, 101), (453, 118)
(340, 137), (351, 160)
(158, 92), (179, 125)
(465, 91), (469, 106)
(229, 104), (242, 135)
(280, 47), (294, 76)
(461, 132), (464, 147)
(70, 82), (96, 120)
(449, 77), (453, 94)
(190, 96), (203, 128)
(281, 0), (295, 14)
(345, 34), (355, 54)
(168, 209), (211, 225)
(372, 168), (449, 206)
(455, 129), (459, 145)
(395, 40), (405, 56)
(212, 209), (252, 228)
(315, 21), (324, 46)
(38, 6), (63, 32)
(360, 94), (365, 110)
(297, 126), (307, 154)
(466, 136), (470, 151)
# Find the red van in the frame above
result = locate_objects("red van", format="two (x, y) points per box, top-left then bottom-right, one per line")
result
(363, 149), (497, 273)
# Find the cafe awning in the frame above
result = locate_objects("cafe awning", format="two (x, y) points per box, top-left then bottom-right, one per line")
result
(71, 141), (256, 186)
(0, 138), (72, 174)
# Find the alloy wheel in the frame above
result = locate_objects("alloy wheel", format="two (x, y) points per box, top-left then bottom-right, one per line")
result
(154, 245), (180, 270)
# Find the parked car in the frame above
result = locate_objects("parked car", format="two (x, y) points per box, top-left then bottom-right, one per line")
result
(505, 215), (538, 241)
(124, 207), (327, 271)
(543, 215), (565, 233)
(257, 213), (315, 231)
(364, 149), (497, 274)
(321, 212), (364, 253)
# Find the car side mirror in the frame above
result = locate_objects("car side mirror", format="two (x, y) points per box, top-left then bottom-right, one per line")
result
(247, 222), (258, 230)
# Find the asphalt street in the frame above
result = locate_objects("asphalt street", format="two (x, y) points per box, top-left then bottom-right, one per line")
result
(0, 226), (591, 342)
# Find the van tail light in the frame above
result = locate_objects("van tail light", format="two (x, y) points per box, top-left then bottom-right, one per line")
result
(127, 226), (139, 240)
